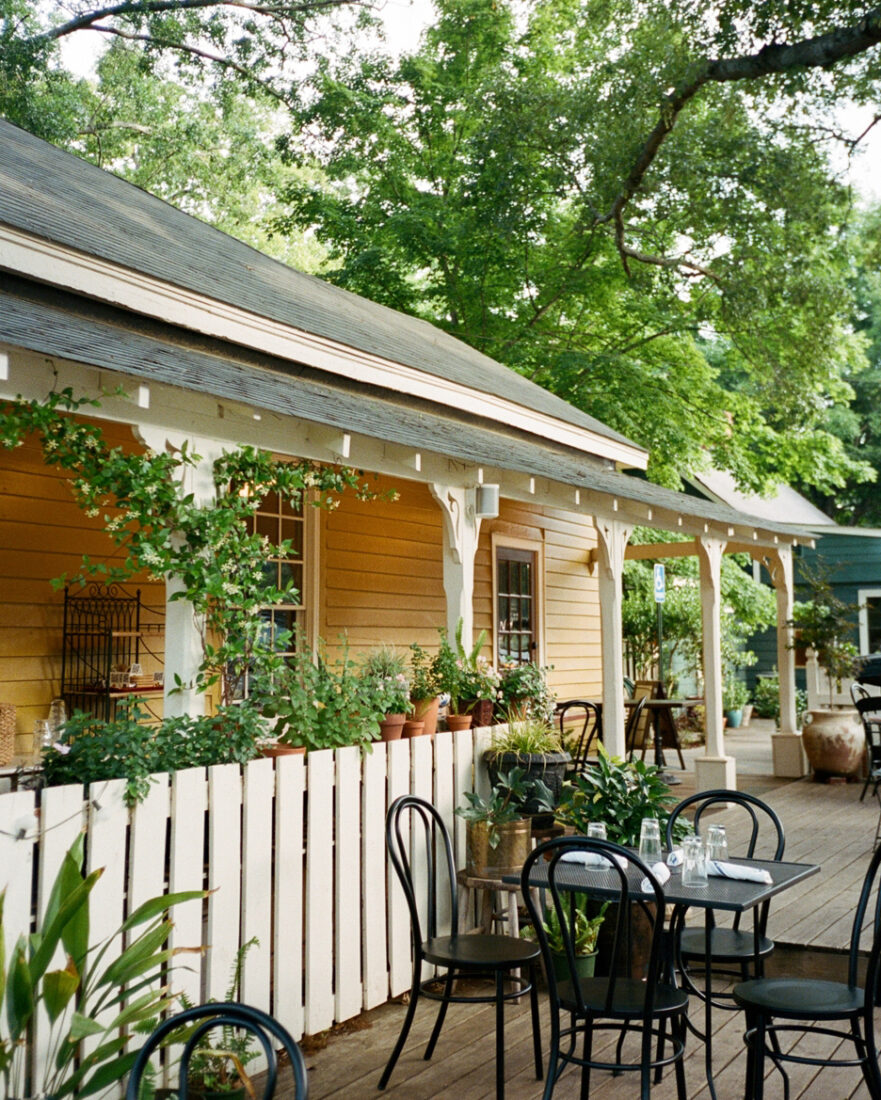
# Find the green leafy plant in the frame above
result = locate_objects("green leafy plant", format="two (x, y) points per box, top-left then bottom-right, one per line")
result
(0, 834), (204, 1100)
(41, 698), (265, 807)
(360, 646), (410, 715)
(173, 938), (260, 1096)
(523, 895), (609, 957)
(487, 719), (562, 757)
(408, 644), (438, 703)
(434, 619), (500, 713)
(497, 662), (555, 722)
(455, 767), (554, 849)
(753, 672), (808, 727)
(554, 748), (685, 847)
(722, 679), (750, 712)
(789, 567), (862, 704)
(255, 632), (381, 751)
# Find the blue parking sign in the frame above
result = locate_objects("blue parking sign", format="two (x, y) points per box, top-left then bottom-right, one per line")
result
(654, 563), (666, 603)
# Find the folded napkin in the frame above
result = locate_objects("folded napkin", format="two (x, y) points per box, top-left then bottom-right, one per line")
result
(640, 862), (670, 892)
(666, 847), (684, 868)
(707, 860), (772, 884)
(560, 850), (628, 869)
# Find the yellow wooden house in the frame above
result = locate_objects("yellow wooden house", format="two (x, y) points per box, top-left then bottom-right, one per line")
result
(0, 119), (810, 785)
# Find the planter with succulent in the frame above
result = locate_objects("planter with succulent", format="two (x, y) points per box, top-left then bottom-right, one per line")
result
(408, 644), (440, 735)
(483, 719), (571, 824)
(497, 662), (556, 724)
(522, 894), (610, 984)
(361, 646), (411, 741)
(0, 834), (204, 1100)
(722, 679), (750, 730)
(789, 568), (864, 778)
(456, 767), (554, 877)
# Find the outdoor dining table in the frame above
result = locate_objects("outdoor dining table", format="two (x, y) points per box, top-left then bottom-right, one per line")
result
(506, 850), (820, 1100)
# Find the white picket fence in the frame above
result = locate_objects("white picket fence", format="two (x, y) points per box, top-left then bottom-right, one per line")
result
(0, 725), (496, 1092)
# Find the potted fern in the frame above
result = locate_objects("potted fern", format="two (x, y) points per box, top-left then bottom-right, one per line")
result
(523, 895), (609, 983)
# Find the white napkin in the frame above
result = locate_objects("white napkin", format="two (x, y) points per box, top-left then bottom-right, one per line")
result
(560, 850), (628, 869)
(640, 862), (670, 892)
(707, 860), (772, 884)
(666, 847), (683, 868)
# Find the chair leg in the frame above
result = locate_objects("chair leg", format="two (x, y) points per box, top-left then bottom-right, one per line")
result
(529, 963), (543, 1080)
(424, 971), (454, 1060)
(750, 1013), (767, 1100)
(379, 961), (422, 1089)
(673, 1013), (688, 1100)
(542, 1006), (561, 1100)
(580, 1019), (593, 1100)
(495, 969), (506, 1100)
(855, 1016), (881, 1100)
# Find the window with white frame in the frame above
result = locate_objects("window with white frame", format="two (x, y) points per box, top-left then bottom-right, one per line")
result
(859, 588), (881, 654)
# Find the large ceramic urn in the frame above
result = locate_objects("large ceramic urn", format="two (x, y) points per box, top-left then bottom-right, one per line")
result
(802, 706), (864, 778)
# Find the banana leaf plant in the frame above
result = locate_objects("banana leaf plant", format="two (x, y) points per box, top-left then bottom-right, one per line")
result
(0, 833), (205, 1099)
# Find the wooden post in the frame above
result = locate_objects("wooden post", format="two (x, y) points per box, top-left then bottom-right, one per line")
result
(594, 516), (632, 757)
(430, 483), (481, 645)
(696, 536), (736, 790)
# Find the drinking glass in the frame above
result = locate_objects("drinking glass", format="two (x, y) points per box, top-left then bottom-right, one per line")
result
(682, 835), (708, 886)
(587, 822), (607, 841)
(638, 818), (662, 863)
(706, 824), (728, 861)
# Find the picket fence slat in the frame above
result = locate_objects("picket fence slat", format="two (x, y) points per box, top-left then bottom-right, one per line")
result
(207, 763), (243, 998)
(305, 749), (335, 1033)
(169, 767), (208, 1007)
(361, 742), (388, 1009)
(242, 757), (274, 1013)
(273, 752), (306, 1039)
(335, 746), (363, 1022)
(433, 731), (454, 936)
(0, 725), (484, 1065)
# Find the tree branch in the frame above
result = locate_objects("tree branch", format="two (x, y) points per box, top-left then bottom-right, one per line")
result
(29, 0), (359, 46)
(602, 8), (881, 269)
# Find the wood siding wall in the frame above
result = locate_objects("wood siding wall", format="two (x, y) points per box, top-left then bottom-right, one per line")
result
(0, 422), (164, 754)
(323, 482), (601, 701)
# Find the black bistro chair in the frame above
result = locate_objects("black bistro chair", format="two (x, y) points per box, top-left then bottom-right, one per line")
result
(379, 795), (542, 1100)
(625, 695), (649, 759)
(664, 790), (785, 1009)
(733, 842), (881, 1099)
(852, 684), (881, 813)
(125, 1002), (309, 1099)
(556, 699), (603, 775)
(521, 835), (688, 1100)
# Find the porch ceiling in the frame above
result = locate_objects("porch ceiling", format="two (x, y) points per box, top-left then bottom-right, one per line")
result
(0, 276), (812, 550)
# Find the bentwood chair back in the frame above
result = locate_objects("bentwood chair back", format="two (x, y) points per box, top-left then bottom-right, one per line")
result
(521, 836), (688, 1100)
(556, 699), (602, 775)
(734, 842), (881, 1099)
(125, 1002), (309, 1099)
(380, 795), (542, 1100)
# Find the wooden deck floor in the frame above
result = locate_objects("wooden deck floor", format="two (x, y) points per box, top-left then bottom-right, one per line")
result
(297, 730), (881, 1098)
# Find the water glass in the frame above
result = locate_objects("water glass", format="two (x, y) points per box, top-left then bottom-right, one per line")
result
(682, 835), (708, 887)
(587, 822), (607, 841)
(638, 818), (662, 863)
(706, 824), (728, 861)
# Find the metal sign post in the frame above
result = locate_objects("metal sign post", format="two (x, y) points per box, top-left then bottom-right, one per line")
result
(654, 563), (666, 691)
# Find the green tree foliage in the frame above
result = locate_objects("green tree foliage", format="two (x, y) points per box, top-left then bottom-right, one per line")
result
(276, 0), (880, 491)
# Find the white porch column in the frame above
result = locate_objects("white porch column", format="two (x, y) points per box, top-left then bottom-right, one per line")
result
(137, 429), (224, 718)
(696, 536), (736, 790)
(767, 547), (808, 776)
(430, 483), (481, 647)
(594, 516), (632, 757)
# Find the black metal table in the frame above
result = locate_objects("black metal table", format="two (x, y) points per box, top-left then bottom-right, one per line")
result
(507, 852), (820, 1099)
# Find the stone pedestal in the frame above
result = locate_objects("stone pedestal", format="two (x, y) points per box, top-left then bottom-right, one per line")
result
(772, 732), (808, 778)
(694, 754), (737, 791)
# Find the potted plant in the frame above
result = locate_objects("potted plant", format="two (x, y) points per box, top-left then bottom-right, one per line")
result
(435, 619), (500, 728)
(431, 626), (470, 730)
(456, 767), (554, 877)
(0, 834), (205, 1100)
(361, 646), (411, 741)
(483, 719), (571, 821)
(722, 679), (750, 729)
(522, 894), (610, 983)
(497, 662), (556, 723)
(255, 632), (382, 752)
(408, 643), (441, 735)
(171, 939), (260, 1099)
(789, 569), (864, 778)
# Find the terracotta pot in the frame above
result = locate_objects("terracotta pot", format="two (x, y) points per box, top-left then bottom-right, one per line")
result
(260, 743), (306, 758)
(446, 713), (473, 732)
(463, 698), (495, 727)
(403, 719), (426, 737)
(411, 695), (440, 736)
(465, 818), (531, 877)
(802, 706), (864, 778)
(379, 713), (406, 742)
